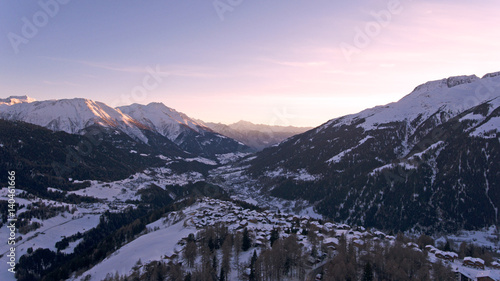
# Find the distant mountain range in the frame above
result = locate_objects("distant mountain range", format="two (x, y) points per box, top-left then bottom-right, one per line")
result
(203, 120), (312, 151)
(240, 72), (500, 232)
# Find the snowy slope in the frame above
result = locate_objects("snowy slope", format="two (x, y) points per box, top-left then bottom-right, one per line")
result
(0, 98), (149, 143)
(73, 211), (191, 281)
(320, 74), (499, 137)
(118, 103), (207, 141)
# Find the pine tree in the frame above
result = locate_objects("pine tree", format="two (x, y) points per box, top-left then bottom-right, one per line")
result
(443, 240), (452, 251)
(219, 268), (225, 281)
(362, 262), (373, 281)
(249, 250), (257, 281)
(242, 228), (251, 252)
(270, 228), (279, 247)
(221, 236), (232, 280)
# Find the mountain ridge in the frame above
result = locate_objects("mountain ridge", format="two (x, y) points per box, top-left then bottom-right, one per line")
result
(0, 98), (250, 159)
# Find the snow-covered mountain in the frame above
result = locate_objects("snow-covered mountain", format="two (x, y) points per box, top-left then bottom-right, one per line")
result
(203, 120), (312, 151)
(119, 103), (250, 157)
(0, 97), (249, 159)
(240, 71), (500, 232)
(0, 98), (149, 143)
(118, 103), (206, 141)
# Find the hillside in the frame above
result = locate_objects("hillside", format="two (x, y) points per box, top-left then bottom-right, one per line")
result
(226, 72), (500, 232)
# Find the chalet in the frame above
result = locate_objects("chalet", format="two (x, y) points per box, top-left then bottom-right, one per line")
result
(254, 236), (267, 248)
(248, 216), (259, 224)
(443, 251), (458, 262)
(362, 232), (374, 239)
(323, 237), (339, 249)
(491, 261), (500, 269)
(406, 242), (418, 249)
(476, 271), (496, 281)
(338, 224), (351, 230)
(425, 245), (438, 253)
(316, 233), (325, 241)
(463, 257), (485, 270)
(353, 239), (365, 248)
(456, 268), (500, 281)
(239, 220), (249, 227)
(435, 250), (458, 262)
(355, 226), (366, 232)
(323, 222), (334, 231)
(373, 231), (386, 239)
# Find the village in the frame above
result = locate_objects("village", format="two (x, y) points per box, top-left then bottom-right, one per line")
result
(140, 197), (500, 281)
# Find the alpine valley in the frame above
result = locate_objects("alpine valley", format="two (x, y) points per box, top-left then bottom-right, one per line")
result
(1, 72), (500, 281)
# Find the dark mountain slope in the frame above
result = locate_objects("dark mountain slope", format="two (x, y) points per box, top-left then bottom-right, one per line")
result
(244, 73), (500, 232)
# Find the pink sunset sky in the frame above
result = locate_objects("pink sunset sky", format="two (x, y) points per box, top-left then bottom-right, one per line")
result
(1, 0), (499, 127)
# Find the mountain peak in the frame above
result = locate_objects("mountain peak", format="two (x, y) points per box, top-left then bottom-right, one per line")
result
(0, 95), (36, 105)
(118, 103), (206, 141)
(411, 74), (479, 94)
(145, 102), (171, 109)
(445, 74), (479, 88)
(234, 120), (252, 124)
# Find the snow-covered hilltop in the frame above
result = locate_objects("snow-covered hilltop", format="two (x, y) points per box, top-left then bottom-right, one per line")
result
(0, 98), (149, 142)
(118, 102), (207, 142)
(320, 72), (500, 139)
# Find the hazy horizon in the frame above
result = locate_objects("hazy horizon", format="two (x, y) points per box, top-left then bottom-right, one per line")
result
(1, 1), (499, 127)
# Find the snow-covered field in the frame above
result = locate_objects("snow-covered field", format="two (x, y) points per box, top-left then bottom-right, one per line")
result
(73, 211), (191, 281)
(0, 192), (103, 281)
(435, 225), (500, 253)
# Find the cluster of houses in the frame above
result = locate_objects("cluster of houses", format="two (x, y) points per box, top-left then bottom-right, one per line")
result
(184, 198), (399, 251)
(176, 198), (500, 280)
